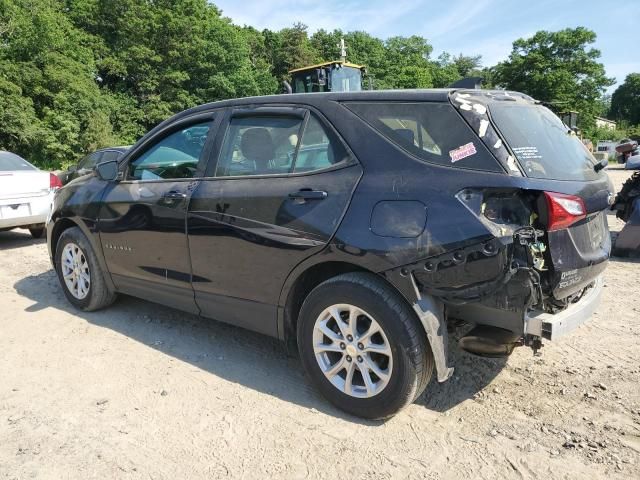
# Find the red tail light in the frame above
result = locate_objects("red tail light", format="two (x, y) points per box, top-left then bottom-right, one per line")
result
(544, 191), (586, 231)
(50, 172), (63, 190)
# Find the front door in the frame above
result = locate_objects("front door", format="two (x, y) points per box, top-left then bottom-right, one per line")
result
(98, 114), (217, 312)
(187, 107), (362, 335)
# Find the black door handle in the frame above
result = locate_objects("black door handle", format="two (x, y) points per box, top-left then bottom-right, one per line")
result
(162, 190), (187, 200)
(288, 189), (328, 201)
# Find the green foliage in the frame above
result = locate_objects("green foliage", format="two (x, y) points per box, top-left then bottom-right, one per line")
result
(610, 73), (640, 125)
(265, 23), (320, 80)
(585, 126), (630, 146)
(0, 0), (114, 167)
(492, 27), (615, 131)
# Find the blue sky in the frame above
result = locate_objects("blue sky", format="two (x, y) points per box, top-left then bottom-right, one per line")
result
(214, 0), (639, 92)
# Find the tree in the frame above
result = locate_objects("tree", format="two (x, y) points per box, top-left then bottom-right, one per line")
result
(310, 28), (342, 62)
(610, 73), (640, 125)
(445, 53), (483, 77)
(0, 0), (115, 167)
(430, 53), (483, 88)
(265, 23), (319, 81)
(379, 36), (434, 89)
(492, 27), (614, 129)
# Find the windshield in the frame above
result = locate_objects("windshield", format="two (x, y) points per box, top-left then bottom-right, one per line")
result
(0, 152), (36, 171)
(490, 104), (599, 181)
(331, 66), (362, 92)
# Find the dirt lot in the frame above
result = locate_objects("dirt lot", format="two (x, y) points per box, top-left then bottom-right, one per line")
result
(1, 168), (638, 480)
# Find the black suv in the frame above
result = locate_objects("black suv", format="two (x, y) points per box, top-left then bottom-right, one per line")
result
(47, 89), (613, 419)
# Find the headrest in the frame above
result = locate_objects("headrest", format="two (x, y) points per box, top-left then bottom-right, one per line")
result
(240, 127), (274, 163)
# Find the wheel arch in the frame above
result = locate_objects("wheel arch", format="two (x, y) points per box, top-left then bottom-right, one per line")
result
(279, 260), (454, 383)
(279, 260), (425, 352)
(279, 261), (368, 349)
(50, 218), (78, 264)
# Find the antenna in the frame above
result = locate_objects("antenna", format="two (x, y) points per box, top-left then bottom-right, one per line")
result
(338, 38), (347, 62)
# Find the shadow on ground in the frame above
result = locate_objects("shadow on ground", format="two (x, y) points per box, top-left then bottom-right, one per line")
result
(14, 270), (505, 422)
(0, 230), (45, 250)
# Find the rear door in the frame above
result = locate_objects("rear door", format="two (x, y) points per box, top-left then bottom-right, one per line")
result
(187, 106), (362, 336)
(98, 112), (219, 312)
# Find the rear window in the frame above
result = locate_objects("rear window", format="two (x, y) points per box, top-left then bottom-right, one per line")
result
(345, 102), (502, 172)
(490, 104), (600, 181)
(0, 152), (36, 171)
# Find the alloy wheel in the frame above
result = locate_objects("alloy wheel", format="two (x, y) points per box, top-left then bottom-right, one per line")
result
(61, 242), (91, 300)
(312, 303), (393, 398)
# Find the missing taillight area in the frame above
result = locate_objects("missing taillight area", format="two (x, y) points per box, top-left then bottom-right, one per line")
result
(543, 191), (586, 231)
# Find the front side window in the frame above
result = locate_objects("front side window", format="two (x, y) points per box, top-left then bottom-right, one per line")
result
(129, 122), (212, 180)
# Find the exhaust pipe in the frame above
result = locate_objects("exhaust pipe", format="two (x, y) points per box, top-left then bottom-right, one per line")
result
(458, 326), (521, 358)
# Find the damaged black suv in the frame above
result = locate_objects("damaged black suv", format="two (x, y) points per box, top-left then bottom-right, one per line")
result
(47, 89), (613, 419)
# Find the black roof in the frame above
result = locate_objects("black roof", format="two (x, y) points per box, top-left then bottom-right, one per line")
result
(183, 89), (455, 115)
(150, 88), (537, 139)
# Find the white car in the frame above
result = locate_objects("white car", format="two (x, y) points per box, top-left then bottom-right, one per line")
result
(0, 151), (61, 238)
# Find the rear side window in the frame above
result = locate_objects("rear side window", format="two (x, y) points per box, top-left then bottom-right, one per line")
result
(345, 102), (502, 172)
(293, 115), (349, 173)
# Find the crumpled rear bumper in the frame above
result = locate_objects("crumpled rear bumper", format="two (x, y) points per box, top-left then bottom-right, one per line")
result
(525, 275), (604, 341)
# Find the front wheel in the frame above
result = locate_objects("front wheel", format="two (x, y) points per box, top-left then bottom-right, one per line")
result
(297, 272), (433, 419)
(54, 227), (116, 311)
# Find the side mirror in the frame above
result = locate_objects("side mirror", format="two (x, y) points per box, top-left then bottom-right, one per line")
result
(95, 160), (119, 182)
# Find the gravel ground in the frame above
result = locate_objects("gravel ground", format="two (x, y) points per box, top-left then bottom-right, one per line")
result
(0, 168), (638, 480)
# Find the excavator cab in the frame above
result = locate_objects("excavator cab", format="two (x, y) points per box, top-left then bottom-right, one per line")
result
(288, 61), (366, 93)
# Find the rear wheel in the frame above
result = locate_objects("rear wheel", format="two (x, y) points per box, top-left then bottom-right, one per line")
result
(297, 272), (433, 419)
(29, 226), (44, 238)
(54, 227), (116, 311)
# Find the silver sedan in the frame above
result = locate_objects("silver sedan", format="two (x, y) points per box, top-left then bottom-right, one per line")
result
(0, 151), (60, 238)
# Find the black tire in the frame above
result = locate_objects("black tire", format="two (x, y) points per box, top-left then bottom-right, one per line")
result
(54, 226), (117, 311)
(29, 227), (45, 238)
(297, 272), (433, 419)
